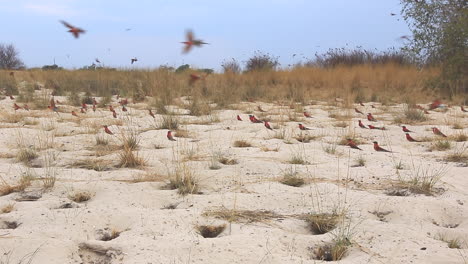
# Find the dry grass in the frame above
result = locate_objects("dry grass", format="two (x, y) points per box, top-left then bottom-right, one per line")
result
(68, 190), (93, 203)
(302, 213), (343, 234)
(450, 132), (467, 142)
(0, 175), (32, 196)
(444, 144), (467, 164)
(164, 163), (199, 195)
(437, 233), (463, 249)
(196, 224), (226, 238)
(0, 203), (14, 214)
(174, 129), (191, 138)
(313, 240), (350, 261)
(131, 171), (166, 183)
(429, 140), (452, 151)
(158, 114), (180, 130)
(72, 159), (113, 171)
(117, 146), (147, 168)
(203, 208), (283, 224)
(233, 140), (252, 148)
(16, 148), (38, 164)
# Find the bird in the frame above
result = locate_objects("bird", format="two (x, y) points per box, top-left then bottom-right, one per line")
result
(95, 58), (101, 63)
(149, 109), (155, 118)
(23, 104), (30, 111)
(368, 125), (385, 130)
(355, 108), (364, 115)
(303, 111), (312, 118)
(461, 106), (468, 113)
(298, 123), (311, 130)
(131, 58), (138, 64)
(181, 29), (208, 53)
(257, 106), (266, 112)
(402, 126), (413, 133)
(92, 97), (98, 105)
(13, 103), (21, 111)
(109, 105), (114, 112)
(373, 141), (391, 152)
(429, 100), (442, 110)
(358, 120), (367, 129)
(367, 113), (376, 122)
(405, 133), (420, 142)
(80, 108), (86, 113)
(432, 127), (447, 137)
(119, 98), (128, 105)
(371, 105), (376, 109)
(81, 103), (87, 111)
(359, 102), (365, 106)
(71, 111), (78, 117)
(103, 125), (113, 135)
(122, 105), (127, 112)
(264, 121), (273, 130)
(249, 115), (262, 123)
(167, 130), (176, 141)
(346, 138), (362, 150)
(112, 110), (117, 118)
(60, 20), (85, 38)
(189, 73), (202, 85)
(9, 95), (14, 100)
(237, 115), (242, 121)
(48, 105), (59, 113)
(9, 72), (14, 77)
(92, 104), (96, 112)
(390, 13), (397, 16)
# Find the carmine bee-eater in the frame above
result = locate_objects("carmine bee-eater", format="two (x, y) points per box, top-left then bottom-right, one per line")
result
(71, 111), (78, 117)
(237, 115), (242, 121)
(109, 105), (114, 112)
(103, 125), (113, 135)
(405, 133), (420, 142)
(80, 108), (85, 113)
(92, 98), (98, 105)
(181, 29), (208, 54)
(346, 138), (362, 150)
(112, 110), (117, 118)
(249, 115), (262, 123)
(149, 109), (155, 118)
(60, 20), (85, 38)
(122, 105), (127, 112)
(9, 95), (14, 100)
(373, 141), (391, 152)
(462, 106), (468, 113)
(354, 108), (364, 115)
(167, 130), (176, 141)
(264, 121), (273, 130)
(432, 127), (447, 137)
(358, 120), (367, 129)
(298, 123), (311, 130)
(13, 103), (21, 111)
(119, 98), (128, 105)
(402, 126), (413, 133)
(92, 104), (96, 112)
(23, 104), (29, 111)
(368, 125), (385, 130)
(359, 102), (365, 106)
(367, 113), (376, 122)
(81, 103), (87, 111)
(131, 58), (138, 64)
(303, 111), (312, 118)
(257, 106), (266, 112)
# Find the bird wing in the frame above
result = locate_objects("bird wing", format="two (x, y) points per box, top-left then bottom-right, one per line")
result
(183, 44), (192, 53)
(186, 30), (194, 42)
(60, 20), (74, 29)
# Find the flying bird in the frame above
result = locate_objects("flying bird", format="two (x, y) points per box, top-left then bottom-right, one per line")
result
(60, 20), (85, 38)
(346, 138), (362, 150)
(167, 130), (176, 141)
(405, 133), (420, 142)
(358, 120), (367, 129)
(103, 125), (113, 135)
(373, 141), (391, 152)
(367, 113), (376, 122)
(95, 58), (101, 63)
(264, 121), (273, 130)
(390, 13), (397, 16)
(131, 58), (138, 64)
(298, 123), (311, 130)
(355, 108), (364, 115)
(402, 126), (413, 133)
(432, 127), (447, 137)
(181, 29), (208, 53)
(237, 115), (242, 121)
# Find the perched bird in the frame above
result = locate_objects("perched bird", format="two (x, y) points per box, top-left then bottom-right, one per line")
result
(371, 105), (376, 109)
(373, 141), (391, 152)
(23, 104), (30, 111)
(249, 115), (262, 123)
(92, 104), (96, 112)
(167, 130), (176, 141)
(80, 108), (86, 113)
(149, 109), (155, 118)
(237, 115), (242, 121)
(189, 73), (202, 85)
(359, 102), (365, 106)
(461, 106), (468, 113)
(346, 138), (362, 150)
(429, 100), (442, 110)
(432, 127), (447, 137)
(405, 133), (420, 142)
(13, 103), (21, 111)
(303, 111), (312, 118)
(122, 105), (127, 112)
(60, 20), (85, 38)
(71, 111), (78, 117)
(112, 110), (117, 118)
(354, 108), (364, 115)
(181, 29), (208, 53)
(402, 126), (413, 133)
(103, 125), (113, 135)
(264, 121), (273, 130)
(368, 125), (385, 130)
(81, 103), (87, 111)
(358, 120), (367, 129)
(92, 97), (98, 105)
(9, 95), (14, 100)
(119, 98), (128, 105)
(298, 123), (311, 130)
(109, 105), (114, 112)
(367, 113), (376, 122)
(131, 58), (138, 64)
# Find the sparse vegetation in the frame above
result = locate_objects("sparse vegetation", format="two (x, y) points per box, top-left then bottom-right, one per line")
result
(68, 190), (93, 203)
(165, 163), (199, 196)
(430, 140), (452, 151)
(0, 203), (14, 214)
(233, 140), (252, 148)
(117, 146), (146, 168)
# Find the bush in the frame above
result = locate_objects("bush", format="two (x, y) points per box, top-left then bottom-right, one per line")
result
(245, 51), (279, 72)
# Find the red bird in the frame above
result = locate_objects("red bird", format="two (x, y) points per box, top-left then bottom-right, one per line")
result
(249, 115), (262, 123)
(92, 104), (96, 112)
(122, 105), (127, 112)
(60, 20), (85, 38)
(373, 141), (391, 152)
(189, 73), (202, 85)
(303, 111), (312, 118)
(298, 123), (311, 130)
(71, 111), (78, 117)
(371, 105), (376, 109)
(368, 125), (385, 130)
(13, 103), (21, 111)
(432, 127), (447, 137)
(367, 113), (376, 122)
(237, 115), (242, 121)
(358, 120), (367, 129)
(405, 133), (420, 142)
(354, 108), (364, 115)
(181, 29), (208, 53)
(80, 108), (86, 113)
(9, 95), (14, 100)
(119, 99), (128, 105)
(131, 58), (138, 64)
(402, 126), (413, 133)
(112, 110), (117, 118)
(428, 100), (441, 110)
(103, 125), (113, 135)
(461, 106), (468, 113)
(92, 98), (98, 105)
(109, 105), (114, 112)
(167, 130), (176, 141)
(264, 121), (273, 130)
(149, 109), (155, 118)
(23, 104), (30, 111)
(81, 103), (87, 111)
(346, 138), (362, 150)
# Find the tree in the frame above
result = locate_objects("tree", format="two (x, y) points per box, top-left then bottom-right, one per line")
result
(0, 43), (25, 70)
(400, 0), (467, 95)
(221, 58), (241, 74)
(245, 51), (279, 72)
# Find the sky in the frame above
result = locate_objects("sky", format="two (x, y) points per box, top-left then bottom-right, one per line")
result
(0, 0), (410, 71)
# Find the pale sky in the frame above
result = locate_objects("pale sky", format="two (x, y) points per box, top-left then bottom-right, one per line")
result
(0, 0), (410, 70)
